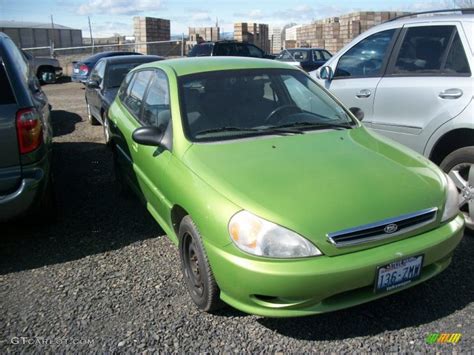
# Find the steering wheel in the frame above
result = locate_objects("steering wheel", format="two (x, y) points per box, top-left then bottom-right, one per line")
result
(264, 105), (302, 124)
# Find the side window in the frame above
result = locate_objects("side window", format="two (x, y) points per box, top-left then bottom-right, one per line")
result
(234, 43), (250, 57)
(321, 51), (332, 60)
(141, 70), (171, 129)
(392, 26), (454, 74)
(0, 61), (16, 104)
(123, 70), (152, 118)
(313, 50), (323, 61)
(90, 61), (105, 83)
(4, 37), (28, 82)
(248, 45), (264, 58)
(214, 44), (235, 56)
(335, 29), (396, 78)
(118, 72), (134, 101)
(443, 31), (470, 75)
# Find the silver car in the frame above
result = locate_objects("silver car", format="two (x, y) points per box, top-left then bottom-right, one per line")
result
(312, 9), (474, 231)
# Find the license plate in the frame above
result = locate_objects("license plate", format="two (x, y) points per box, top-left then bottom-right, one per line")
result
(375, 255), (423, 293)
(73, 68), (79, 73)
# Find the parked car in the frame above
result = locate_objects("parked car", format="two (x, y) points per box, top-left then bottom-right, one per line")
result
(72, 51), (142, 83)
(276, 48), (332, 72)
(22, 50), (62, 84)
(188, 40), (275, 59)
(85, 55), (163, 143)
(108, 56), (463, 317)
(0, 32), (54, 222)
(311, 9), (474, 231)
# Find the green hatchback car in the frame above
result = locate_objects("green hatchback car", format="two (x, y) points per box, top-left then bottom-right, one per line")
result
(108, 57), (464, 317)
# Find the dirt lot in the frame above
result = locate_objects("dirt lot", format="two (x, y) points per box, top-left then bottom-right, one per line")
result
(1, 81), (473, 352)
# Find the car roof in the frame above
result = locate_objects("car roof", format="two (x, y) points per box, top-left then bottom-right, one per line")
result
(285, 48), (326, 51)
(98, 55), (162, 65)
(84, 51), (140, 62)
(141, 57), (298, 77)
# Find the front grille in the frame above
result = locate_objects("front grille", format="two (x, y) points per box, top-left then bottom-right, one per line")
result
(327, 208), (438, 247)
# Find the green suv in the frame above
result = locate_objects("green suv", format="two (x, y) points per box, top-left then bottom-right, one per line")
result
(108, 57), (464, 317)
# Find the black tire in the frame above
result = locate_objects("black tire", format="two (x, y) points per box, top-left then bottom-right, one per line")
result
(440, 146), (474, 234)
(178, 216), (223, 312)
(38, 69), (56, 84)
(86, 102), (100, 126)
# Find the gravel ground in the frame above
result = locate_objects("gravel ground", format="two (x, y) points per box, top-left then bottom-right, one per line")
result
(0, 81), (473, 353)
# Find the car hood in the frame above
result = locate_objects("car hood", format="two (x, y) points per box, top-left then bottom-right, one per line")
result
(182, 127), (446, 256)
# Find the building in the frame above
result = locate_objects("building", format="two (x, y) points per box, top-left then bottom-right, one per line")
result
(296, 11), (409, 53)
(189, 27), (220, 43)
(234, 22), (270, 53)
(0, 20), (82, 51)
(268, 26), (282, 54)
(285, 25), (301, 42)
(133, 16), (170, 55)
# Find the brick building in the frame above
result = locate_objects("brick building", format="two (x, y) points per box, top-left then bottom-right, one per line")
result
(296, 11), (409, 53)
(234, 22), (270, 53)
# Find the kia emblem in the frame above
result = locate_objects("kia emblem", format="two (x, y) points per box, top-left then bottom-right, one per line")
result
(384, 223), (398, 234)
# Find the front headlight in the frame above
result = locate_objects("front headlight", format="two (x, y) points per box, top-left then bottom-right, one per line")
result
(228, 210), (322, 258)
(441, 173), (460, 222)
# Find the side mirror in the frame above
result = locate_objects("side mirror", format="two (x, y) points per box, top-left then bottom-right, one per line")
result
(86, 79), (100, 89)
(349, 107), (364, 121)
(132, 126), (164, 147)
(320, 66), (334, 81)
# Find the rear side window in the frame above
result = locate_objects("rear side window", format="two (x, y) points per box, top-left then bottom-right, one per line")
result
(0, 61), (16, 104)
(189, 44), (213, 57)
(123, 70), (152, 118)
(444, 31), (470, 75)
(141, 70), (170, 129)
(248, 45), (264, 58)
(214, 43), (236, 56)
(335, 29), (396, 78)
(392, 26), (454, 74)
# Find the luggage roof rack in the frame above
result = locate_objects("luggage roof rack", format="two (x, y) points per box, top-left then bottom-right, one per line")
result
(387, 8), (474, 22)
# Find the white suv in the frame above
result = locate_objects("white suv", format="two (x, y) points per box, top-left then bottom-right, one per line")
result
(312, 10), (474, 231)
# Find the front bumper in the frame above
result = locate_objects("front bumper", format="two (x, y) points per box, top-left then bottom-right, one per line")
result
(205, 215), (464, 317)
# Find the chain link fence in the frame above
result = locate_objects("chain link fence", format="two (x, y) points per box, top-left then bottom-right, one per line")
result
(22, 40), (186, 76)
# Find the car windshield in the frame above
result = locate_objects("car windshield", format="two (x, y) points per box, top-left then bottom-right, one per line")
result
(179, 69), (355, 142)
(277, 50), (309, 62)
(105, 62), (142, 88)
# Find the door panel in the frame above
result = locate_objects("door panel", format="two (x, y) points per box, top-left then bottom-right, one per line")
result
(371, 23), (473, 155)
(323, 28), (399, 121)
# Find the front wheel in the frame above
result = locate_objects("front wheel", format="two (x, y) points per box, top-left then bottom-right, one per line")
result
(440, 146), (474, 233)
(178, 216), (223, 312)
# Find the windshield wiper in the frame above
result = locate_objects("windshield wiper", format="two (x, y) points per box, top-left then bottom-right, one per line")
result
(195, 126), (304, 137)
(272, 121), (353, 131)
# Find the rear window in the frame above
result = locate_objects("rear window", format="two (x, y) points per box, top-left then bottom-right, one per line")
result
(188, 44), (213, 57)
(105, 63), (142, 88)
(0, 61), (16, 105)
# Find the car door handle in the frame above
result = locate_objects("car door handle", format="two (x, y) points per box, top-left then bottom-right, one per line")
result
(356, 89), (371, 98)
(439, 88), (463, 99)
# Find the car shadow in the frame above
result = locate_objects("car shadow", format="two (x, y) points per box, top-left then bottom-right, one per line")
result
(51, 110), (82, 137)
(257, 235), (473, 340)
(0, 141), (163, 275)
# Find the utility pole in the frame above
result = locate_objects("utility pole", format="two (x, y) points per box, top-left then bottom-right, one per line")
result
(88, 16), (94, 54)
(181, 33), (184, 57)
(50, 14), (55, 57)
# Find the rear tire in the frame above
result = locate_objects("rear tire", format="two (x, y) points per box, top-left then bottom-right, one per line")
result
(440, 146), (474, 234)
(178, 216), (223, 312)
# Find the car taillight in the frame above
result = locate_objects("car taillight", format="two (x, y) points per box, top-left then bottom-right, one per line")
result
(16, 108), (43, 154)
(79, 64), (89, 74)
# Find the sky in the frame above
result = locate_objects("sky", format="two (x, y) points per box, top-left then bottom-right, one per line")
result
(0, 0), (456, 37)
